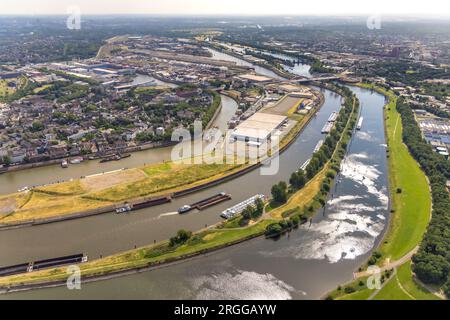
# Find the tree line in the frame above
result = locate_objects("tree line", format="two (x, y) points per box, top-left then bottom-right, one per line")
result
(396, 98), (450, 297)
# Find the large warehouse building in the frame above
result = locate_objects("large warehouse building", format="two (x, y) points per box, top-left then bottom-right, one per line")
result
(230, 112), (287, 144)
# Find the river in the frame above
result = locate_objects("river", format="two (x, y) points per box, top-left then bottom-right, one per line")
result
(208, 43), (312, 78)
(0, 51), (389, 300)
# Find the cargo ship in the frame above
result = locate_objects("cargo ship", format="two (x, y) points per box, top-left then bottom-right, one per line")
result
(178, 192), (231, 214)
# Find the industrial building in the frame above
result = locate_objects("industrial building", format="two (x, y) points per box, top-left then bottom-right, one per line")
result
(230, 112), (287, 144)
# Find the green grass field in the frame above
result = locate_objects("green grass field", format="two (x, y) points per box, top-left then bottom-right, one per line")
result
(379, 94), (431, 261)
(373, 261), (439, 300)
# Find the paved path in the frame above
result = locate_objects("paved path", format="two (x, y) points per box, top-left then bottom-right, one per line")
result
(367, 268), (397, 300)
(353, 246), (419, 279)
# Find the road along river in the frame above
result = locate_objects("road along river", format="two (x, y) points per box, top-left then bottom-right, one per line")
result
(0, 84), (389, 299)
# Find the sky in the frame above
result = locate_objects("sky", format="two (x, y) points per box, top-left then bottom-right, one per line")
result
(0, 0), (449, 16)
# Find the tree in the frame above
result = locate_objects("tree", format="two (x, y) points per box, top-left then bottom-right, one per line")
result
(254, 197), (264, 218)
(169, 229), (192, 247)
(2, 155), (11, 166)
(265, 223), (282, 237)
(290, 170), (307, 189)
(271, 181), (287, 204)
(31, 121), (44, 132)
(241, 205), (254, 221)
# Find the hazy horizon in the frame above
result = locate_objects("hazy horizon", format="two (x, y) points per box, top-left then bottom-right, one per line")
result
(0, 0), (449, 16)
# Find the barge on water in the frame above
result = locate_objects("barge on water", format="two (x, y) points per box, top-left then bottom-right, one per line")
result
(115, 196), (172, 214)
(321, 122), (333, 134)
(220, 194), (265, 219)
(178, 192), (231, 214)
(100, 153), (131, 163)
(356, 117), (364, 130)
(0, 254), (88, 277)
(327, 111), (338, 122)
(300, 158), (311, 171)
(313, 140), (324, 153)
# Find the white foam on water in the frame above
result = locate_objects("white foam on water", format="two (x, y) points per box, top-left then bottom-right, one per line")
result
(293, 233), (376, 263)
(356, 131), (375, 142)
(259, 150), (389, 264)
(340, 153), (388, 206)
(260, 209), (385, 264)
(327, 195), (365, 206)
(158, 211), (179, 218)
(191, 270), (299, 300)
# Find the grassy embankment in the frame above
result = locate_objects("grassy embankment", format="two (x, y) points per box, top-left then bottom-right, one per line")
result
(0, 87), (355, 289)
(325, 83), (435, 300)
(0, 163), (242, 224)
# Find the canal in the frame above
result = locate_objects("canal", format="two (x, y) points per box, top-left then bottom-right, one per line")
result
(0, 50), (389, 300)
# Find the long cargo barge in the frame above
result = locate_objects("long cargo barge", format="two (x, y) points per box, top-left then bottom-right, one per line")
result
(327, 111), (338, 122)
(321, 122), (333, 134)
(116, 196), (172, 213)
(178, 192), (231, 214)
(0, 254), (87, 277)
(313, 140), (324, 153)
(300, 158), (311, 171)
(99, 153), (131, 163)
